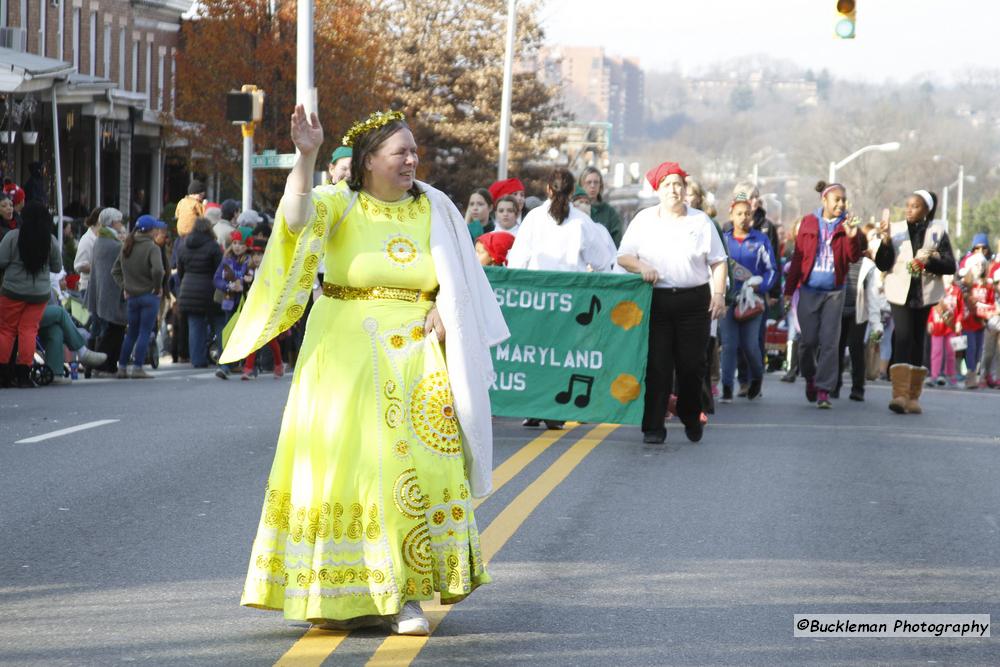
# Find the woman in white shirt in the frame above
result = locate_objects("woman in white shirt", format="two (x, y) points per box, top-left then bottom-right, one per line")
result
(506, 168), (616, 273)
(618, 162), (728, 444)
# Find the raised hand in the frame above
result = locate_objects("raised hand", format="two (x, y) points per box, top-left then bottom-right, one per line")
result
(290, 104), (323, 156)
(879, 208), (891, 240)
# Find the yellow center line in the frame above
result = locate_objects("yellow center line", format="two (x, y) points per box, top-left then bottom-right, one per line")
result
(273, 422), (579, 666)
(363, 423), (619, 667)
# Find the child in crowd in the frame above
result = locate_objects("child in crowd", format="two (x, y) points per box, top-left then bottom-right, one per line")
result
(464, 188), (494, 243)
(212, 231), (252, 380)
(240, 239), (284, 381)
(959, 254), (994, 388)
(474, 231), (515, 267)
(926, 280), (963, 386)
(493, 195), (521, 236)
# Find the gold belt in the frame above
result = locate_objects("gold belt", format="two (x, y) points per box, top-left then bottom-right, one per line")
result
(322, 282), (437, 303)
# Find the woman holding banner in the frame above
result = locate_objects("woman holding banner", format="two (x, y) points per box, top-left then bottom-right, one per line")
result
(221, 106), (508, 635)
(618, 162), (728, 444)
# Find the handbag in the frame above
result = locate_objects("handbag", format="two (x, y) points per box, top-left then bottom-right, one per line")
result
(865, 336), (882, 381)
(950, 334), (968, 352)
(733, 276), (765, 322)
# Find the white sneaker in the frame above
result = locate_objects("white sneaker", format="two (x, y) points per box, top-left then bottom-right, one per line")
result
(77, 348), (108, 368)
(390, 601), (430, 636)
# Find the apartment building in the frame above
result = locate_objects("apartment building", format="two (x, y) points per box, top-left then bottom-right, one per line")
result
(0, 0), (189, 218)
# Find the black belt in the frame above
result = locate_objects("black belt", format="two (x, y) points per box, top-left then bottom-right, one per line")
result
(654, 283), (709, 294)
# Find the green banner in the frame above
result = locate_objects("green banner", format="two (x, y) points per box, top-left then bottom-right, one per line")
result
(484, 267), (653, 425)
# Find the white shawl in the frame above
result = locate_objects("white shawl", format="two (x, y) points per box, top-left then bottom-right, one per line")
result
(422, 181), (510, 497)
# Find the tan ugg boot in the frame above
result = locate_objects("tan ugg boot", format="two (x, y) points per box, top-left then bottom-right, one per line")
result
(888, 363), (910, 414)
(906, 365), (928, 414)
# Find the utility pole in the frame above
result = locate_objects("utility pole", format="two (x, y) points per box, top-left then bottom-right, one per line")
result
(497, 0), (516, 180)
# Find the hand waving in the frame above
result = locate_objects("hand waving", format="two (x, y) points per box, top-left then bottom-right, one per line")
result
(290, 104), (323, 156)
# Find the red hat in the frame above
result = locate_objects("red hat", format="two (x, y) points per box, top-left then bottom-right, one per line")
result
(488, 178), (526, 202)
(205, 201), (221, 210)
(3, 183), (24, 206)
(478, 231), (516, 266)
(249, 238), (267, 253)
(645, 162), (688, 191)
(230, 230), (245, 242)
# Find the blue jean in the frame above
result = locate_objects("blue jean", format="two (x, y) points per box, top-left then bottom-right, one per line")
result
(119, 293), (160, 369)
(965, 328), (985, 374)
(187, 310), (227, 367)
(721, 309), (764, 388)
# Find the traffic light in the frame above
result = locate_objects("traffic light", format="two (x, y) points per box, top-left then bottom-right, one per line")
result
(225, 85), (265, 124)
(835, 0), (856, 39)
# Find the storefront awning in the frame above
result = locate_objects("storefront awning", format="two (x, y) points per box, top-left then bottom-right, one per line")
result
(0, 47), (75, 93)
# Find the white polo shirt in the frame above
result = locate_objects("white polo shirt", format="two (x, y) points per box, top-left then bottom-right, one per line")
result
(618, 204), (726, 289)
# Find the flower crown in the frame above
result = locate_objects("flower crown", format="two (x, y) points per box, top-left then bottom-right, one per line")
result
(342, 110), (406, 147)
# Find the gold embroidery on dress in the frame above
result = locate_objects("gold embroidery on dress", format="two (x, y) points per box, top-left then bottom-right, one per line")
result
(393, 469), (429, 519)
(346, 503), (364, 540)
(384, 380), (404, 428)
(402, 524), (433, 574)
(409, 372), (462, 456)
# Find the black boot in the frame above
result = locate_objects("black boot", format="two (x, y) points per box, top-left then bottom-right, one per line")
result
(0, 364), (13, 388)
(14, 365), (35, 388)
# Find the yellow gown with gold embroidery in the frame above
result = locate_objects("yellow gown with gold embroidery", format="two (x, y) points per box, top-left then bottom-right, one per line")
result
(239, 182), (490, 621)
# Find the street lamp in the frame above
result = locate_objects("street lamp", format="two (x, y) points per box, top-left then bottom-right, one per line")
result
(752, 152), (785, 187)
(497, 0), (517, 180)
(933, 155), (969, 238)
(828, 142), (901, 182)
(939, 172), (975, 238)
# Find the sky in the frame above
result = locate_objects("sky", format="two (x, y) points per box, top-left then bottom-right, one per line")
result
(540, 0), (997, 83)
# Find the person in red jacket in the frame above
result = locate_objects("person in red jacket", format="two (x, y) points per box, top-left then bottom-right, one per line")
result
(959, 253), (995, 388)
(926, 282), (963, 386)
(783, 181), (866, 409)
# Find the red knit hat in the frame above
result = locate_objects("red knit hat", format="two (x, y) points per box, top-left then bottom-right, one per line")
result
(488, 178), (525, 202)
(645, 162), (688, 191)
(478, 231), (516, 266)
(3, 183), (24, 206)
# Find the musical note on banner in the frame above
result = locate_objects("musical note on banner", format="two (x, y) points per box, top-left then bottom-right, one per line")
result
(554, 373), (595, 408)
(575, 295), (602, 325)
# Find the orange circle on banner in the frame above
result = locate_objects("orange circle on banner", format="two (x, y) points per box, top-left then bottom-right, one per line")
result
(611, 301), (644, 330)
(611, 374), (641, 404)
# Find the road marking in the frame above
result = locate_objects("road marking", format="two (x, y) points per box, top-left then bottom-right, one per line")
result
(271, 423), (579, 667)
(14, 419), (119, 444)
(364, 423), (619, 667)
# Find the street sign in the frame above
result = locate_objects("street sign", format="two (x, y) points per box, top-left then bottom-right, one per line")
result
(251, 151), (296, 169)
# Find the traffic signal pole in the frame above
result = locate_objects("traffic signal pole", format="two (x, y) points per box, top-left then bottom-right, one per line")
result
(242, 121), (255, 211)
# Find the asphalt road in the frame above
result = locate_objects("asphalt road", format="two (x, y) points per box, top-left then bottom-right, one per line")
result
(1, 364), (998, 666)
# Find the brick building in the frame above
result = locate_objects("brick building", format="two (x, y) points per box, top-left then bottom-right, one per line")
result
(0, 0), (189, 219)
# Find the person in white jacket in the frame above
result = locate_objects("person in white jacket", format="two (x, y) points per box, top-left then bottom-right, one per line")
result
(834, 235), (885, 401)
(506, 169), (616, 273)
(73, 208), (102, 293)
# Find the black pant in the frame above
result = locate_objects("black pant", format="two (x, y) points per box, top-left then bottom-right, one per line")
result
(701, 336), (717, 414)
(836, 314), (866, 393)
(643, 285), (711, 435)
(96, 323), (125, 372)
(890, 304), (931, 366)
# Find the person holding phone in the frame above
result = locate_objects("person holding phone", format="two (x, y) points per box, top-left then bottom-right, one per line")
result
(874, 190), (956, 414)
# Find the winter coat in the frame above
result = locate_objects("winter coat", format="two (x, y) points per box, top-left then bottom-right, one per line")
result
(176, 229), (223, 314)
(86, 232), (127, 325)
(784, 213), (866, 296)
(0, 229), (62, 303)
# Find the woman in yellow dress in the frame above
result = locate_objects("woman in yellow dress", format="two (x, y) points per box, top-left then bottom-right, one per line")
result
(221, 107), (509, 634)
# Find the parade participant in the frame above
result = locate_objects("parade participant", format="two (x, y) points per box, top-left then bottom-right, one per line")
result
(112, 215), (167, 379)
(507, 168), (616, 273)
(0, 202), (62, 388)
(875, 190), (955, 413)
(475, 230), (514, 267)
(507, 168), (614, 430)
(236, 238), (284, 380)
(175, 181), (206, 237)
(926, 280), (962, 386)
(488, 177), (526, 221)
(221, 107), (508, 634)
(579, 166), (623, 246)
(326, 145), (352, 185)
(981, 238), (1000, 387)
(493, 195), (520, 235)
(213, 230), (254, 380)
(957, 232), (992, 272)
(176, 216), (225, 368)
(720, 194), (776, 402)
(958, 253), (994, 388)
(783, 182), (865, 409)
(86, 208), (128, 375)
(464, 188), (494, 242)
(618, 161), (727, 443)
(833, 226), (883, 401)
